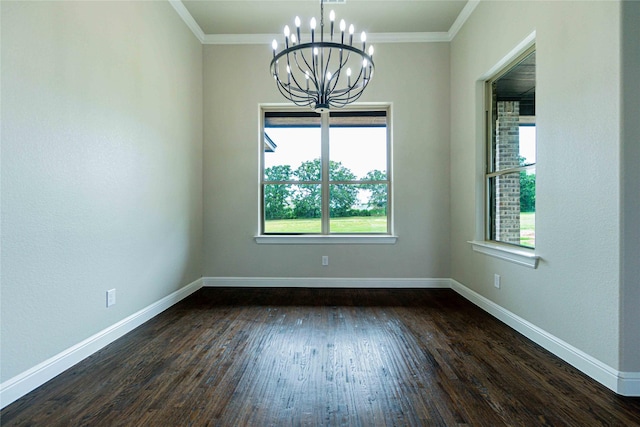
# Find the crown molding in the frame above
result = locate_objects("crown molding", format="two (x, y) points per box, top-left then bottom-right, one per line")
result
(203, 33), (275, 45)
(448, 0), (480, 40)
(168, 0), (205, 43)
(369, 32), (451, 44)
(203, 32), (451, 45)
(169, 0), (481, 45)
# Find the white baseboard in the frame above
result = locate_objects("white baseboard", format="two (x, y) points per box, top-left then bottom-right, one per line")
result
(617, 372), (640, 396)
(203, 276), (451, 288)
(0, 278), (204, 409)
(450, 279), (640, 397)
(3, 276), (638, 408)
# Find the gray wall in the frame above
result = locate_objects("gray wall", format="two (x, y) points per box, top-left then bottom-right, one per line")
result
(450, 1), (624, 369)
(621, 0), (640, 373)
(203, 43), (451, 279)
(0, 1), (203, 382)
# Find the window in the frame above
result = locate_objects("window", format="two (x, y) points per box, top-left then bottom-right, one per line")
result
(486, 48), (536, 248)
(260, 106), (391, 236)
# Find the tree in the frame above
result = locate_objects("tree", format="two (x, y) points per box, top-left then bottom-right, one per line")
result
(518, 156), (536, 213)
(291, 159), (358, 218)
(264, 165), (293, 220)
(361, 170), (387, 213)
(520, 171), (536, 212)
(292, 159), (322, 218)
(329, 160), (358, 217)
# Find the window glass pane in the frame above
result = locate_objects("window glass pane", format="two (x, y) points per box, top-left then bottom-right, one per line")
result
(292, 184), (322, 219)
(264, 183), (294, 221)
(493, 123), (535, 171)
(486, 49), (535, 249)
(264, 184), (321, 233)
(264, 114), (321, 181)
(261, 108), (391, 236)
(329, 114), (387, 180)
(490, 51), (536, 174)
(329, 184), (387, 233)
(519, 125), (536, 166)
(489, 169), (535, 247)
(263, 217), (322, 233)
(519, 168), (536, 248)
(492, 101), (524, 172)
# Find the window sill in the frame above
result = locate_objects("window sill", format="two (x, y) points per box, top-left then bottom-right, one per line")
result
(255, 235), (398, 245)
(468, 240), (540, 269)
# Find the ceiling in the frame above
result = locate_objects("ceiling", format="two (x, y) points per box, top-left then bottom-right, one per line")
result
(181, 0), (470, 36)
(495, 51), (536, 116)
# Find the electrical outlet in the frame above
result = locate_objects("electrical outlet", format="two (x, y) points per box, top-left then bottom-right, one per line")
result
(322, 256), (329, 266)
(106, 289), (116, 307)
(494, 274), (501, 289)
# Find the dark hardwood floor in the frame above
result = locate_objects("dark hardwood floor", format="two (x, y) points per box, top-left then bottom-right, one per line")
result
(2, 288), (640, 426)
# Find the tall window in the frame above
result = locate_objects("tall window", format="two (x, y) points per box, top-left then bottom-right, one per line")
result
(486, 49), (536, 248)
(261, 107), (391, 235)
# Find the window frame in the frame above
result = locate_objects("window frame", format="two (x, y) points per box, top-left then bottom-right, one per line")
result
(484, 46), (537, 250)
(257, 103), (396, 244)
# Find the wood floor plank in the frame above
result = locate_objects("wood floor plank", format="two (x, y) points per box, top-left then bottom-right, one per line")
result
(2, 288), (639, 426)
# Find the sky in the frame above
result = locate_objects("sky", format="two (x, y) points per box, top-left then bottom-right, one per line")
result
(519, 126), (536, 164)
(264, 127), (387, 179)
(264, 125), (535, 177)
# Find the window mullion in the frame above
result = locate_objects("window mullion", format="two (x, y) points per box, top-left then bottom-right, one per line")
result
(487, 164), (535, 178)
(321, 112), (330, 234)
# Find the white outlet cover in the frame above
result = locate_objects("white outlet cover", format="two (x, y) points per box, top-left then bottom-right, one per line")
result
(106, 289), (116, 307)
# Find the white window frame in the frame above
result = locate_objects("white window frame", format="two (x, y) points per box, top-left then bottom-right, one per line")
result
(256, 103), (397, 245)
(469, 43), (540, 268)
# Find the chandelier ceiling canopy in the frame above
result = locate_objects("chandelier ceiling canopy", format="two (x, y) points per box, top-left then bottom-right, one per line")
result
(270, 0), (375, 113)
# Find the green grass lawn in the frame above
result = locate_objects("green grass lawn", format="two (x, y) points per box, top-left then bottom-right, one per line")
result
(265, 216), (387, 233)
(265, 213), (534, 244)
(520, 212), (535, 247)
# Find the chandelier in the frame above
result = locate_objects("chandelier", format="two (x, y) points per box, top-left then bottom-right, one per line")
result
(270, 0), (375, 113)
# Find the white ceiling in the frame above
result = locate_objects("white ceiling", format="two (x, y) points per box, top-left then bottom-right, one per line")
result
(174, 0), (477, 43)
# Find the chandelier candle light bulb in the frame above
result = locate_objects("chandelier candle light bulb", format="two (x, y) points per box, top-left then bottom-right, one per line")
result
(329, 10), (335, 39)
(270, 0), (375, 113)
